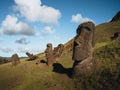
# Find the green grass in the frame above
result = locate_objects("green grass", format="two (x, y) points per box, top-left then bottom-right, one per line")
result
(0, 52), (74, 90)
(0, 21), (120, 90)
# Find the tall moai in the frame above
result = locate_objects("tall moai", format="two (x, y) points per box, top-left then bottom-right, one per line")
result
(45, 43), (54, 66)
(11, 53), (20, 66)
(72, 21), (95, 78)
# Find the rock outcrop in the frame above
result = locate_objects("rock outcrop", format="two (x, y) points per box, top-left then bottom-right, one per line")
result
(72, 21), (95, 78)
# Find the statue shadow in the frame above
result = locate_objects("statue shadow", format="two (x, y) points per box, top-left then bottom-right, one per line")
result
(52, 63), (73, 78)
(40, 59), (47, 64)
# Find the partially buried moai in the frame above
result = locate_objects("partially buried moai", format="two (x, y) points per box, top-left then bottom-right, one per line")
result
(11, 53), (20, 66)
(26, 52), (37, 60)
(53, 44), (64, 58)
(72, 21), (95, 78)
(45, 43), (54, 66)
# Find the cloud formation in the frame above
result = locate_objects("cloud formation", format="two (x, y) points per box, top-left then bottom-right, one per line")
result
(14, 0), (61, 24)
(17, 46), (41, 53)
(43, 26), (55, 35)
(71, 14), (94, 23)
(15, 37), (30, 45)
(0, 47), (13, 53)
(0, 15), (35, 36)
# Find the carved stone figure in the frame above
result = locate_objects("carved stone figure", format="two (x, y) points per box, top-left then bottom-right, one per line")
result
(11, 53), (20, 66)
(53, 44), (64, 58)
(72, 21), (95, 77)
(26, 52), (36, 60)
(45, 43), (54, 66)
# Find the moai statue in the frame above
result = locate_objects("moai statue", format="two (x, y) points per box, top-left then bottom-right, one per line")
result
(53, 44), (64, 58)
(11, 53), (20, 66)
(72, 21), (95, 78)
(58, 44), (64, 56)
(26, 52), (36, 60)
(45, 43), (54, 66)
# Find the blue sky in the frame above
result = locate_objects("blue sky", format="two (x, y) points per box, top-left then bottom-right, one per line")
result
(0, 0), (120, 57)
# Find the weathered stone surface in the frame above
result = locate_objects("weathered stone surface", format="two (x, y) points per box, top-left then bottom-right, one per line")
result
(26, 52), (36, 60)
(53, 44), (64, 58)
(45, 43), (54, 66)
(11, 53), (20, 66)
(72, 21), (95, 78)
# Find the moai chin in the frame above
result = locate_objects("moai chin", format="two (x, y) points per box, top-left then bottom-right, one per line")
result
(72, 21), (95, 78)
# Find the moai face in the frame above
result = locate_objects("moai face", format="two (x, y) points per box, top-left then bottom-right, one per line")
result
(72, 22), (95, 61)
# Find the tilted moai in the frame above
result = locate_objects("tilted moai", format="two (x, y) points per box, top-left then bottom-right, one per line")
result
(45, 43), (54, 66)
(11, 53), (20, 66)
(53, 44), (64, 58)
(72, 21), (95, 77)
(26, 52), (37, 60)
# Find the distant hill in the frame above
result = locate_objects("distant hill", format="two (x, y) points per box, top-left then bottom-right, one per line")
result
(110, 11), (120, 22)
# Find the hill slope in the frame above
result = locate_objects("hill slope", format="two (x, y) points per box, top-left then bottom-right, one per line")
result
(0, 21), (120, 90)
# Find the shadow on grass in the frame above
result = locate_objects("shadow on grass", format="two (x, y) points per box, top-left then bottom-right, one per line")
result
(40, 59), (47, 64)
(52, 63), (73, 78)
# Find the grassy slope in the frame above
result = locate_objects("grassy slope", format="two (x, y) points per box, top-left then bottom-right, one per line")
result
(0, 21), (120, 90)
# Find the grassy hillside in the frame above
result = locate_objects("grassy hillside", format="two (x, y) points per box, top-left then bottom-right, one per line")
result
(0, 21), (120, 90)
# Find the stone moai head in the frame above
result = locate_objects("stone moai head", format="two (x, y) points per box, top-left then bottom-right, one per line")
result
(47, 43), (52, 50)
(57, 44), (64, 55)
(53, 44), (64, 58)
(45, 43), (53, 58)
(72, 21), (95, 61)
(26, 52), (30, 56)
(26, 52), (36, 60)
(11, 53), (20, 66)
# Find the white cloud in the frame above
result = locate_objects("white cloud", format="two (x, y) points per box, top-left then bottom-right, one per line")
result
(15, 37), (30, 45)
(14, 0), (61, 24)
(0, 47), (13, 53)
(71, 14), (94, 23)
(43, 26), (55, 35)
(17, 46), (41, 54)
(17, 47), (29, 53)
(0, 15), (35, 36)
